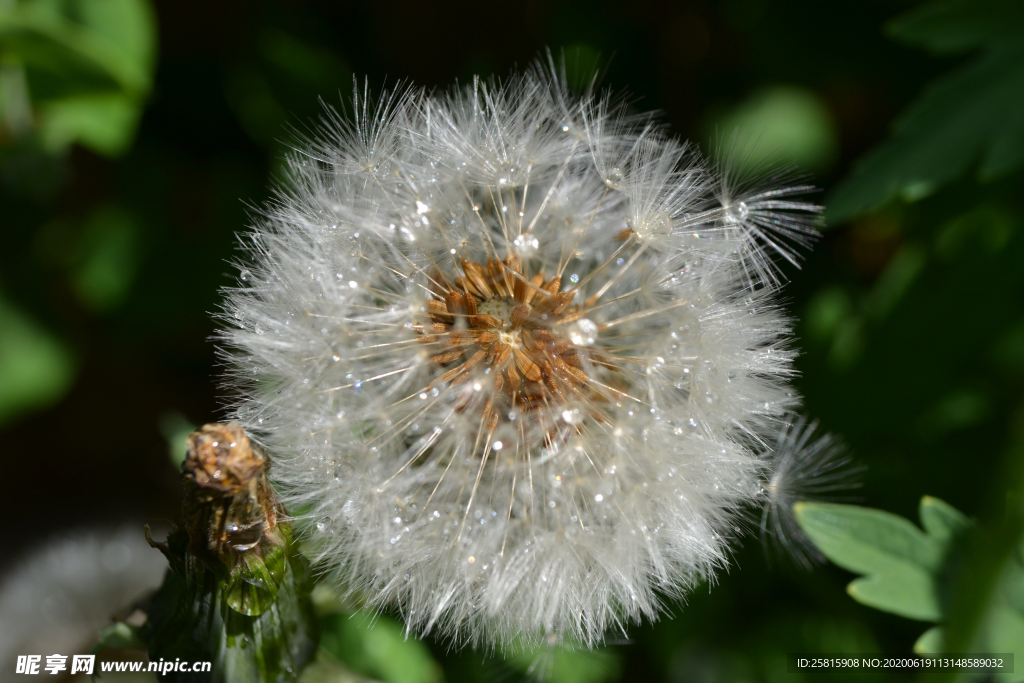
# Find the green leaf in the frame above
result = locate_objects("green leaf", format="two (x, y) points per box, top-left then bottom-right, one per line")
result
(913, 626), (945, 655)
(827, 46), (1024, 223)
(886, 0), (1024, 54)
(224, 537), (289, 617)
(94, 621), (148, 653)
(76, 0), (158, 78)
(508, 644), (622, 683)
(983, 601), (1024, 657)
(298, 651), (380, 683)
(794, 502), (945, 574)
(794, 501), (944, 620)
(846, 572), (942, 621)
(0, 0), (156, 93)
(319, 612), (442, 683)
(145, 524), (319, 682)
(919, 496), (972, 544)
(38, 92), (144, 156)
(0, 0), (156, 156)
(0, 295), (75, 425)
(983, 553), (1024, 655)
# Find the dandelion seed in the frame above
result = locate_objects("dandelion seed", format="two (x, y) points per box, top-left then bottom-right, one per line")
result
(219, 59), (821, 650)
(759, 416), (862, 569)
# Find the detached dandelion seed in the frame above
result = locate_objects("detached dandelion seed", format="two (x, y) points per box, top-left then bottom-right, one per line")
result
(219, 60), (822, 649)
(760, 416), (862, 569)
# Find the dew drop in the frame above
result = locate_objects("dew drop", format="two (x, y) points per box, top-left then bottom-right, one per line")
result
(566, 318), (598, 347)
(635, 211), (673, 241)
(726, 201), (750, 222)
(604, 167), (624, 187)
(513, 233), (540, 254)
(561, 408), (583, 425)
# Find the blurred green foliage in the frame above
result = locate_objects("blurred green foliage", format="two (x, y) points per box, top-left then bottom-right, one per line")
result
(0, 0), (155, 426)
(0, 292), (74, 424)
(704, 85), (839, 173)
(827, 0), (1024, 221)
(0, 0), (157, 155)
(2, 0), (1023, 680)
(793, 1), (1024, 679)
(319, 612), (443, 683)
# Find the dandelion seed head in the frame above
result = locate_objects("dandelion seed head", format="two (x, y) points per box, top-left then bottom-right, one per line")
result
(219, 60), (821, 650)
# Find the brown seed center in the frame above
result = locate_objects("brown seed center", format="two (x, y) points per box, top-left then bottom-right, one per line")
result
(415, 255), (612, 433)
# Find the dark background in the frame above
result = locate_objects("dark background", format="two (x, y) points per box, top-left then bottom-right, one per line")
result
(3, 1), (1021, 681)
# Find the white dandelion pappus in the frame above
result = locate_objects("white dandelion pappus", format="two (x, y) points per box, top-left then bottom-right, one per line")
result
(710, 130), (823, 287)
(760, 416), (862, 569)
(219, 64), (820, 650)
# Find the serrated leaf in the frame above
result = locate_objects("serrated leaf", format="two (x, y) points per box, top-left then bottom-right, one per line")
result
(827, 47), (1024, 223)
(919, 495), (972, 544)
(794, 502), (944, 620)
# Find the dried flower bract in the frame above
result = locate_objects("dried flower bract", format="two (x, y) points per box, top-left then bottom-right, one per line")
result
(219, 61), (821, 649)
(182, 422), (277, 562)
